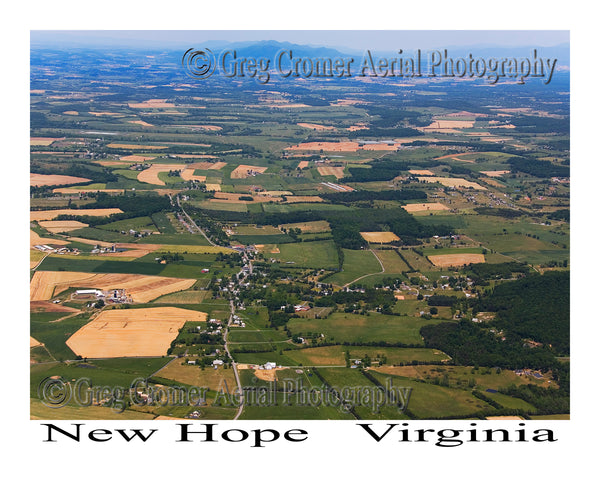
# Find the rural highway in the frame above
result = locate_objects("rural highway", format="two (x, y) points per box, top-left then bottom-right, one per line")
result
(175, 195), (217, 247)
(224, 297), (244, 420)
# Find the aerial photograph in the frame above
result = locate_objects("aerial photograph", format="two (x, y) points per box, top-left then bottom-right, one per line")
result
(29, 30), (570, 422)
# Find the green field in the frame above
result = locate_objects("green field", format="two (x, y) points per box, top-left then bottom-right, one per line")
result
(268, 239), (339, 269)
(287, 312), (446, 346)
(327, 249), (383, 286)
(283, 345), (450, 366)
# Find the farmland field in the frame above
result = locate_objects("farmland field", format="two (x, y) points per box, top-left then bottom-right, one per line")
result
(287, 312), (445, 345)
(66, 307), (206, 358)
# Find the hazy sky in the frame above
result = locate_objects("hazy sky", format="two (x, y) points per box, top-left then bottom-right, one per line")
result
(30, 30), (569, 52)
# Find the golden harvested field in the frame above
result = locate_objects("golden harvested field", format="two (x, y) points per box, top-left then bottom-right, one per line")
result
(208, 161), (227, 169)
(63, 237), (114, 247)
(287, 141), (359, 152)
(31, 208), (123, 222)
(127, 99), (176, 109)
(66, 307), (205, 358)
(38, 220), (89, 233)
(119, 155), (158, 162)
(30, 137), (64, 146)
(107, 144), (167, 150)
(480, 178), (505, 188)
(428, 253), (485, 267)
(30, 173), (91, 187)
(347, 124), (369, 131)
(481, 170), (511, 177)
(317, 166), (345, 178)
(230, 165), (269, 179)
(360, 232), (400, 243)
(180, 169), (207, 182)
(297, 161), (310, 169)
(30, 337), (42, 348)
(93, 161), (132, 166)
(402, 202), (449, 213)
(30, 271), (97, 301)
(30, 300), (80, 313)
(30, 230), (69, 247)
(63, 111), (79, 115)
(137, 164), (184, 185)
(128, 120), (154, 127)
(420, 120), (475, 131)
(205, 184), (221, 192)
(30, 271), (196, 303)
(253, 367), (286, 382)
(297, 123), (336, 131)
(417, 176), (487, 190)
(279, 220), (330, 233)
(408, 169), (435, 176)
(283, 195), (324, 203)
(182, 161), (217, 170)
(53, 188), (124, 194)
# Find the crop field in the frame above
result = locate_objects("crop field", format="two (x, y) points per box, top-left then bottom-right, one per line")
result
(328, 249), (383, 286)
(137, 164), (184, 185)
(428, 253), (486, 267)
(360, 231), (400, 243)
(230, 164), (268, 179)
(30, 208), (123, 222)
(30, 270), (196, 302)
(283, 345), (449, 366)
(38, 220), (89, 233)
(279, 220), (331, 233)
(153, 290), (211, 304)
(368, 371), (489, 418)
(417, 176), (487, 190)
(66, 307), (205, 358)
(268, 239), (339, 269)
(30, 173), (91, 186)
(402, 202), (450, 213)
(317, 166), (345, 178)
(288, 312), (444, 345)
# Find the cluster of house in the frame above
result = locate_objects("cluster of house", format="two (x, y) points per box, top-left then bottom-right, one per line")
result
(231, 315), (246, 327)
(514, 369), (544, 379)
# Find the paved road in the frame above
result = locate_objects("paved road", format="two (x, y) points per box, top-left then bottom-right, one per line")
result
(176, 195), (217, 247)
(224, 298), (244, 420)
